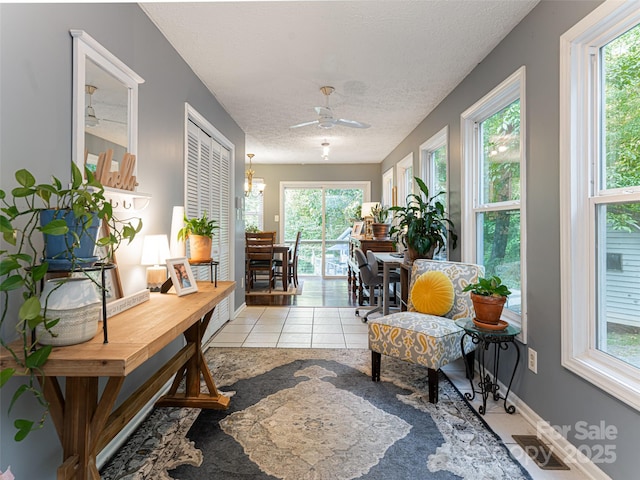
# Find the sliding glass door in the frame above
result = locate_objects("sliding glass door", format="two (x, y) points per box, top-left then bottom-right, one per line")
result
(282, 182), (369, 277)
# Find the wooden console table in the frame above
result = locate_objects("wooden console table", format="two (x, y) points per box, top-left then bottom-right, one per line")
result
(0, 281), (235, 480)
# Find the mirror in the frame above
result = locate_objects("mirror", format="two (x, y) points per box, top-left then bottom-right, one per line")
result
(71, 30), (144, 188)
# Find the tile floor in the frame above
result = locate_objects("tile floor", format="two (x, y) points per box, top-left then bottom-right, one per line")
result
(210, 305), (590, 480)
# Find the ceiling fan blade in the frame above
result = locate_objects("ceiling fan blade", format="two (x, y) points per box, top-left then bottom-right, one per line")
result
(315, 106), (332, 116)
(335, 118), (371, 129)
(290, 120), (320, 129)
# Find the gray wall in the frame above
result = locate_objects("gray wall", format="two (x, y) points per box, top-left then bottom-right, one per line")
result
(382, 1), (640, 477)
(256, 163), (383, 236)
(0, 4), (245, 478)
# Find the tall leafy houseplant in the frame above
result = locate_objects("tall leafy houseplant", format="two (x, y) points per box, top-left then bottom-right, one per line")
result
(0, 164), (142, 440)
(177, 211), (219, 263)
(389, 177), (457, 261)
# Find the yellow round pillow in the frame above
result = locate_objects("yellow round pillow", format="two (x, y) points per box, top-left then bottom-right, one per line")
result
(410, 271), (455, 316)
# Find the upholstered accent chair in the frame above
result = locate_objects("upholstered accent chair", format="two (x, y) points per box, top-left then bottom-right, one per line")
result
(368, 259), (484, 403)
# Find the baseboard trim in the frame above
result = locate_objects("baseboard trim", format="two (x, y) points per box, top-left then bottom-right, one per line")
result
(96, 379), (173, 470)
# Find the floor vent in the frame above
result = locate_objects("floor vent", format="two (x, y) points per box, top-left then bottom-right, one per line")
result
(512, 435), (570, 470)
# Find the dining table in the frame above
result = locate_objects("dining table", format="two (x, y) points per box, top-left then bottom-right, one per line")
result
(274, 244), (292, 291)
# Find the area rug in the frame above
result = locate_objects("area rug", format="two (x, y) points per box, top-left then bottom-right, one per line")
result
(245, 280), (303, 296)
(101, 348), (532, 480)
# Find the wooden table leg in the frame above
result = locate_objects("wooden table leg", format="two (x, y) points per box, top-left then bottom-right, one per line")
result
(52, 376), (123, 480)
(155, 307), (230, 410)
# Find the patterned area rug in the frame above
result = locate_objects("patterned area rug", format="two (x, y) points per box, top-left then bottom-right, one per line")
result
(101, 348), (532, 480)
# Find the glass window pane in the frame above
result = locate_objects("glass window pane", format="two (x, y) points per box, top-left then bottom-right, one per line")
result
(476, 210), (521, 314)
(431, 145), (447, 208)
(596, 203), (640, 368)
(479, 99), (521, 204)
(602, 24), (640, 191)
(431, 145), (448, 260)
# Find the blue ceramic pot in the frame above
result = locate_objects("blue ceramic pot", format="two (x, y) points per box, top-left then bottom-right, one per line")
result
(40, 209), (100, 269)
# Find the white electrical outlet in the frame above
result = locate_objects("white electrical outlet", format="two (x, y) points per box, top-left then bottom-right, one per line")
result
(528, 348), (538, 374)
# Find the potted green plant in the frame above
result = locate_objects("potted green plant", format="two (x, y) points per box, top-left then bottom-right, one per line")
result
(462, 275), (512, 325)
(177, 211), (218, 263)
(0, 163), (142, 440)
(389, 177), (457, 263)
(370, 203), (391, 239)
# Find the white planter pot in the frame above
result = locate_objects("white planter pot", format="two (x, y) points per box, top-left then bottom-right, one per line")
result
(36, 277), (101, 346)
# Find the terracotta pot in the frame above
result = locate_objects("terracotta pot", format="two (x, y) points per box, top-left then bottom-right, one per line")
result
(188, 234), (212, 262)
(371, 223), (391, 240)
(471, 292), (507, 325)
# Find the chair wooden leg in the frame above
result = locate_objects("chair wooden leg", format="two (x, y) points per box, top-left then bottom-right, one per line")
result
(428, 368), (439, 404)
(371, 351), (381, 382)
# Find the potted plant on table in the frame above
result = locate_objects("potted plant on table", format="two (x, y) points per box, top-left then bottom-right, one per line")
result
(462, 275), (512, 326)
(389, 177), (457, 263)
(0, 163), (142, 440)
(177, 211), (219, 263)
(370, 203), (391, 239)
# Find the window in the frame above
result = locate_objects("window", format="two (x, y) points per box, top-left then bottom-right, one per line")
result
(560, 0), (640, 410)
(382, 168), (394, 207)
(461, 67), (526, 339)
(185, 104), (234, 335)
(281, 182), (369, 277)
(396, 153), (413, 207)
(244, 180), (264, 230)
(421, 126), (449, 259)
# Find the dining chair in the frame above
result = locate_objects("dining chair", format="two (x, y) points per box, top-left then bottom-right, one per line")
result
(245, 232), (276, 293)
(273, 231), (302, 290)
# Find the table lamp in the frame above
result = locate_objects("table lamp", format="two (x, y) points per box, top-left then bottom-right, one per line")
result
(141, 234), (171, 292)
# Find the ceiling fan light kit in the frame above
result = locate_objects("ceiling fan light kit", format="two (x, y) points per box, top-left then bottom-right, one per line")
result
(85, 84), (100, 127)
(321, 140), (330, 160)
(290, 86), (371, 130)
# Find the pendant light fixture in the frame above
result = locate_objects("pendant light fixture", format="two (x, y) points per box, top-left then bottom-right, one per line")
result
(321, 140), (330, 161)
(85, 84), (100, 127)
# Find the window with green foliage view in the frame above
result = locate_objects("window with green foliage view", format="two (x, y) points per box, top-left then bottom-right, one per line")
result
(283, 184), (365, 277)
(561, 2), (640, 411)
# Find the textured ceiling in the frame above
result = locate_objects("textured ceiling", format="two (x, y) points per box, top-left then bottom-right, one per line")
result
(141, 1), (539, 165)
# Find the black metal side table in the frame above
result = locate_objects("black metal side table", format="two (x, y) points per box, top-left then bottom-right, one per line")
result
(189, 259), (219, 287)
(455, 318), (521, 415)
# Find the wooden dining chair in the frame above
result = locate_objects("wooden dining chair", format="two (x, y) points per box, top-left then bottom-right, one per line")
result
(273, 231), (302, 290)
(245, 232), (276, 293)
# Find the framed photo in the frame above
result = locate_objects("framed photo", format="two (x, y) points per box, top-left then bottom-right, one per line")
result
(352, 221), (364, 236)
(166, 257), (198, 296)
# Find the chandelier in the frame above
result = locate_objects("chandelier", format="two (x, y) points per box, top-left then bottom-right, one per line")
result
(244, 154), (266, 197)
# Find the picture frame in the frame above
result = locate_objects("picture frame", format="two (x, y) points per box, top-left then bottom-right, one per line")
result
(352, 221), (364, 236)
(166, 257), (198, 296)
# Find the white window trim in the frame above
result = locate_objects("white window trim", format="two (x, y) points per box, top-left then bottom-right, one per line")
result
(461, 66), (527, 342)
(382, 167), (394, 207)
(420, 126), (450, 259)
(420, 126), (449, 203)
(396, 153), (414, 207)
(560, 0), (640, 411)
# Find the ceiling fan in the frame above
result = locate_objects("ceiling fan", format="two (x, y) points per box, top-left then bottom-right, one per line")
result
(290, 86), (370, 130)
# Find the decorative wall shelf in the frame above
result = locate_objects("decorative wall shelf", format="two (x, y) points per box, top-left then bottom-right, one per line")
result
(103, 186), (151, 212)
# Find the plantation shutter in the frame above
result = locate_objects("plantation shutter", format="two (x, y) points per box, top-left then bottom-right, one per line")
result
(186, 119), (231, 335)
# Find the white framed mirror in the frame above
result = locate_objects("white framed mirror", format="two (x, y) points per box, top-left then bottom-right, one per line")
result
(71, 29), (144, 188)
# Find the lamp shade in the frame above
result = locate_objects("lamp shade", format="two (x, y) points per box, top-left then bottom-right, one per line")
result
(141, 235), (171, 266)
(169, 206), (186, 257)
(361, 202), (380, 219)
